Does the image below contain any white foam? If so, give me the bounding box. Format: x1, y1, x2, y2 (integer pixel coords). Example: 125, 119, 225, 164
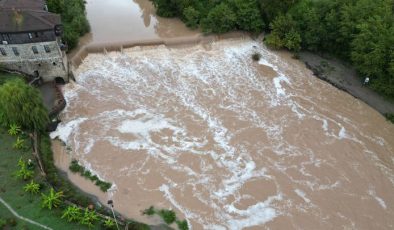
225, 194, 282, 230
338, 127, 347, 139
368, 189, 387, 209
50, 117, 87, 142
295, 189, 311, 203
273, 74, 290, 96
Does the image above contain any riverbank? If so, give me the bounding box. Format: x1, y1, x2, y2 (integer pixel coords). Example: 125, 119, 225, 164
299, 52, 394, 117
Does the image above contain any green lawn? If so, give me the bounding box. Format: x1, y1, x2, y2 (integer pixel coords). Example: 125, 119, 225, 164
0, 129, 92, 229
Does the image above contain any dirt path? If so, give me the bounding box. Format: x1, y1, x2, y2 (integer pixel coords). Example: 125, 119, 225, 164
0, 196, 53, 230
299, 52, 394, 116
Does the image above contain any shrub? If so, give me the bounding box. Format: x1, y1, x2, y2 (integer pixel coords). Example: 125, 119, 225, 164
80, 208, 98, 228
8, 123, 21, 136
0, 218, 6, 228
69, 159, 83, 173
15, 158, 34, 181
176, 220, 189, 230
385, 113, 394, 123
252, 52, 261, 61
61, 205, 82, 222
41, 188, 64, 210
142, 206, 155, 216
23, 180, 40, 194
158, 209, 176, 224
13, 137, 25, 150
103, 218, 116, 230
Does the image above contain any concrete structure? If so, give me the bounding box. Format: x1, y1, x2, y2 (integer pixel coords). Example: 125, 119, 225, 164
0, 0, 68, 83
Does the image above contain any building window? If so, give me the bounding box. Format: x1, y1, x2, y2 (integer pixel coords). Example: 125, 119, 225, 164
32, 46, 38, 54
12, 47, 19, 56
0, 47, 6, 56
44, 45, 51, 53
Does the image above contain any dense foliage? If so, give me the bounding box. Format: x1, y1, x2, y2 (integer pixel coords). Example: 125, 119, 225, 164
151, 0, 394, 98
0, 79, 49, 132
152, 0, 264, 34
47, 0, 90, 50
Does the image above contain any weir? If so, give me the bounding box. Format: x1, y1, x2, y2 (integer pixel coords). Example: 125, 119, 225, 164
68, 32, 249, 68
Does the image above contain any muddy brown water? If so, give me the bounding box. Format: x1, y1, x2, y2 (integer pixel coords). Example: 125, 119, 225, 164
54, 0, 394, 229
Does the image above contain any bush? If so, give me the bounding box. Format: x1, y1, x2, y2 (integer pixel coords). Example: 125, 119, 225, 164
69, 160, 112, 192
176, 220, 189, 230
142, 206, 155, 216
158, 209, 176, 224
252, 52, 261, 61
23, 180, 41, 194
385, 113, 394, 123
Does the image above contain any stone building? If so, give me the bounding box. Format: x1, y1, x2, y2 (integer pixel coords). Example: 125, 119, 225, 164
0, 0, 68, 83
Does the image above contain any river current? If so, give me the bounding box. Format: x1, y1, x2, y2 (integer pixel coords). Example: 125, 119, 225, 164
51, 0, 394, 229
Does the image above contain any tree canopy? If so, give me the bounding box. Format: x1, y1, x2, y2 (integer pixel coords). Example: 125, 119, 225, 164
0, 79, 49, 132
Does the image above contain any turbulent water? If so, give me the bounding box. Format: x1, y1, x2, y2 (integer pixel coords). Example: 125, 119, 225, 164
52, 38, 394, 229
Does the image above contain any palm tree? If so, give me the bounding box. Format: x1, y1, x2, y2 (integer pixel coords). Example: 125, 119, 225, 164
80, 208, 99, 229
8, 123, 21, 136
16, 158, 33, 181
23, 180, 40, 194
41, 188, 64, 210
61, 205, 82, 222
13, 137, 25, 149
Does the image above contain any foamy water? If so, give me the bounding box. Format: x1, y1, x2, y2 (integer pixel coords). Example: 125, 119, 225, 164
52, 38, 394, 229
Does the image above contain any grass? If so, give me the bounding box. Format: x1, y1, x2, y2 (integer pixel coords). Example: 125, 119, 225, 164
0, 128, 90, 230
0, 71, 25, 85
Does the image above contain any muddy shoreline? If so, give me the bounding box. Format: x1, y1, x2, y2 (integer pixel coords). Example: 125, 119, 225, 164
299, 52, 394, 116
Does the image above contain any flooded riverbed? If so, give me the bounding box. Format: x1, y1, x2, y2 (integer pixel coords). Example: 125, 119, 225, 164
80, 0, 198, 45
56, 0, 394, 228
52, 37, 394, 229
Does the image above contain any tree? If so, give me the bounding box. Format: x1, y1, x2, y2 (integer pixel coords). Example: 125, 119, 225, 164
0, 79, 48, 132
183, 6, 200, 29
231, 0, 264, 33
265, 14, 301, 51
41, 188, 64, 210
201, 3, 237, 33
23, 180, 40, 194
284, 29, 301, 52
62, 205, 82, 222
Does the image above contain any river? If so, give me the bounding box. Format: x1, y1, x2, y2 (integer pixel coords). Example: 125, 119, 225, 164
52, 0, 394, 229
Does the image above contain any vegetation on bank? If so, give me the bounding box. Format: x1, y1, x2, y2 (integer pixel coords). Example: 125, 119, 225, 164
0, 74, 150, 229
143, 206, 189, 230
46, 0, 90, 50
69, 159, 112, 192
151, 0, 394, 99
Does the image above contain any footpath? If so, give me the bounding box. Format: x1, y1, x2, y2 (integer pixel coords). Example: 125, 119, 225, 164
0, 196, 53, 230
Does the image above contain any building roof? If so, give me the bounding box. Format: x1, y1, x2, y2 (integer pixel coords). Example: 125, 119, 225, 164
0, 9, 61, 32
0, 0, 45, 11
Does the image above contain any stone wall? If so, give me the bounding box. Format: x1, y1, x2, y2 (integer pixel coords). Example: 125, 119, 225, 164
0, 40, 68, 82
